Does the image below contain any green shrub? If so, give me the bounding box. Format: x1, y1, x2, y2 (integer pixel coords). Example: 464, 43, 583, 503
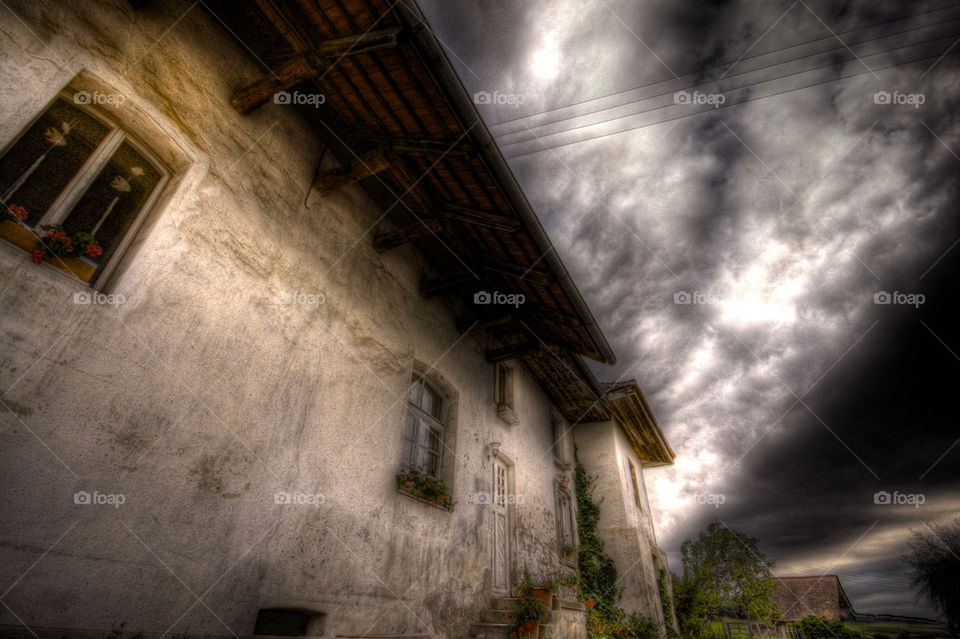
793, 616, 865, 639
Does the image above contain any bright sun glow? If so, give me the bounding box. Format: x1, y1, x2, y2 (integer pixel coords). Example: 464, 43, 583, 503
530, 47, 561, 80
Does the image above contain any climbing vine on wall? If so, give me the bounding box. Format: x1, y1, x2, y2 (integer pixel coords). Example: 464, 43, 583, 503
574, 452, 658, 639
659, 568, 680, 639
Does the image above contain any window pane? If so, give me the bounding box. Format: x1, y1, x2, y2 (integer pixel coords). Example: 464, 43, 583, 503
61, 141, 162, 264
427, 427, 442, 454
408, 380, 422, 405
424, 452, 440, 477
0, 98, 111, 225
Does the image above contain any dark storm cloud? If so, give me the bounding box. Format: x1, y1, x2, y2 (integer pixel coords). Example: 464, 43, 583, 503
417, 0, 960, 617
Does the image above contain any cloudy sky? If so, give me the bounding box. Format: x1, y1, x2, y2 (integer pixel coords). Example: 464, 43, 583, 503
419, 0, 960, 618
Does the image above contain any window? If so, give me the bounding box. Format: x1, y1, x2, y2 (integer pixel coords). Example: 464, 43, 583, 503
556, 489, 576, 561
628, 459, 642, 510
402, 375, 446, 476
0, 93, 167, 284
495, 362, 518, 425
552, 412, 572, 467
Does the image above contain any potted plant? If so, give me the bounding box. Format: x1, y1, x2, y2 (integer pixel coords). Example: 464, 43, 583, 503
531, 577, 556, 609
512, 569, 549, 639
396, 463, 455, 511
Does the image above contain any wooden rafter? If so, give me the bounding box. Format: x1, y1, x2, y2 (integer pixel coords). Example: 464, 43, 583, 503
314, 147, 391, 195
421, 270, 480, 298
486, 341, 540, 362
372, 218, 443, 253
231, 27, 401, 114
486, 261, 551, 286
441, 204, 518, 231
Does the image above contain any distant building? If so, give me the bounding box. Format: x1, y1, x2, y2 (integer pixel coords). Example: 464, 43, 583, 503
774, 575, 855, 621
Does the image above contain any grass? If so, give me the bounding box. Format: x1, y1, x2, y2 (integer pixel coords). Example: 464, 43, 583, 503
845, 620, 951, 638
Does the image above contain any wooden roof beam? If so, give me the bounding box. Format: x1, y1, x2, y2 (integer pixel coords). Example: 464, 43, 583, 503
231, 27, 401, 114
314, 147, 391, 195
442, 204, 519, 231
486, 261, 551, 287
352, 134, 474, 158
372, 218, 443, 253
486, 341, 540, 362
420, 270, 480, 298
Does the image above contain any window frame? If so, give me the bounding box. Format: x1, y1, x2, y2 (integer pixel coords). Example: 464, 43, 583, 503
551, 411, 572, 468
555, 483, 578, 566
0, 90, 170, 287
495, 361, 519, 426
628, 458, 643, 511
401, 374, 447, 477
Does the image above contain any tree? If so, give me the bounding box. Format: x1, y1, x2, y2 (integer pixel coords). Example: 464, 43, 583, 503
675, 521, 780, 635
905, 518, 960, 638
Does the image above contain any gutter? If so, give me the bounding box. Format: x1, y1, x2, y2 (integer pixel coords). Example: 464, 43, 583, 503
397, 0, 617, 366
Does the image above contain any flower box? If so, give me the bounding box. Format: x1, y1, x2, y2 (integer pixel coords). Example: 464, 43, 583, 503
0, 219, 97, 282
396, 465, 455, 512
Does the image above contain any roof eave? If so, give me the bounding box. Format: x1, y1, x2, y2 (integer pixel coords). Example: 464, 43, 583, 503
396, 0, 616, 365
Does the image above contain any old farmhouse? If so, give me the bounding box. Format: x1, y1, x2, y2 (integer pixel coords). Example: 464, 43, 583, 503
0, 1, 676, 638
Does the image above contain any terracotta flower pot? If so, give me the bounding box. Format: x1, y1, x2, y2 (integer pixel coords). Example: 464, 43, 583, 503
517, 620, 540, 639
531, 587, 554, 609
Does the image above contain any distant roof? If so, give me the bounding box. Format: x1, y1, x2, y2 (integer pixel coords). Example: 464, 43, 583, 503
774, 575, 854, 619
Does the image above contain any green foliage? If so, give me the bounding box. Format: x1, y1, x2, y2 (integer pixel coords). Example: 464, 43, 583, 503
574, 453, 659, 639
586, 606, 660, 639
574, 456, 620, 606
673, 569, 719, 639
792, 615, 865, 639
396, 464, 455, 511
512, 568, 550, 628
658, 568, 680, 639
678, 522, 780, 625
905, 517, 960, 637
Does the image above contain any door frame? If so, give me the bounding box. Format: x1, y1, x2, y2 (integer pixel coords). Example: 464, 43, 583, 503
491, 450, 516, 595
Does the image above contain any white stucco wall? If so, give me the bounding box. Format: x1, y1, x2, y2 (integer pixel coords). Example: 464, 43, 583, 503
0, 2, 577, 637
574, 420, 669, 633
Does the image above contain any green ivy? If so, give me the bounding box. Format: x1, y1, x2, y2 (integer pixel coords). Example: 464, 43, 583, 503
658, 568, 679, 639
574, 452, 658, 639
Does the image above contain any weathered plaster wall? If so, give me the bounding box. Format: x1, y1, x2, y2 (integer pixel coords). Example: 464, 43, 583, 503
573, 421, 667, 633
0, 2, 573, 637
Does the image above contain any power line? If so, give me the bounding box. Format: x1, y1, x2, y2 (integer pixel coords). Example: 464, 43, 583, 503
499, 27, 960, 149
488, 2, 960, 131
505, 46, 960, 160
500, 18, 960, 147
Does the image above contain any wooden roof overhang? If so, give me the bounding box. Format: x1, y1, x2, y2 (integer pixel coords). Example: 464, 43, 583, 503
206, 0, 616, 374
602, 380, 676, 466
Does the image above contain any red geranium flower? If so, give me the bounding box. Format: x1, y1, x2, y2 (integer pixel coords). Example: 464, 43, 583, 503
6, 204, 28, 221
31, 249, 45, 264
86, 243, 103, 258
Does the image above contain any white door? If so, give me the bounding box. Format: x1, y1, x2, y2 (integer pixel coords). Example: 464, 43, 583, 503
492, 458, 512, 593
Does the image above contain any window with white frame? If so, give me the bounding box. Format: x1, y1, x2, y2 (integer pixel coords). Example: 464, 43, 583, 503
495, 362, 518, 425
0, 93, 167, 284
402, 375, 446, 476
